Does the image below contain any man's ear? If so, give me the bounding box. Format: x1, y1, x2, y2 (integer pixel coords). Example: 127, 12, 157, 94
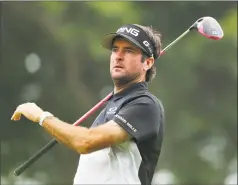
143, 57, 155, 71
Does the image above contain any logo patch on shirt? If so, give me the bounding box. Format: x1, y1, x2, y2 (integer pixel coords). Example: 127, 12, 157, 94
115, 114, 137, 133
106, 107, 117, 115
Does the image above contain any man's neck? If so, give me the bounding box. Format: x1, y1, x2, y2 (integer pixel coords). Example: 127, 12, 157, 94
113, 77, 145, 94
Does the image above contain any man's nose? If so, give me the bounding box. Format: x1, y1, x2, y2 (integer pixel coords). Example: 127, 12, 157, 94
115, 50, 124, 61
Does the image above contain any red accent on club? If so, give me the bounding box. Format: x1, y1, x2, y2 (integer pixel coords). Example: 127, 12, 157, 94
160, 50, 165, 56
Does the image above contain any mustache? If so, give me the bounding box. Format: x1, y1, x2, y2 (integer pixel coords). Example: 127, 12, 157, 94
111, 60, 124, 67
110, 64, 124, 69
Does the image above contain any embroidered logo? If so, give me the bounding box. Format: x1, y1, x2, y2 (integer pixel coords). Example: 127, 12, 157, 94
106, 107, 117, 115
117, 27, 140, 37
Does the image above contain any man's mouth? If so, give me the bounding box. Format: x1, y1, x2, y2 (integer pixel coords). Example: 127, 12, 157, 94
114, 65, 123, 69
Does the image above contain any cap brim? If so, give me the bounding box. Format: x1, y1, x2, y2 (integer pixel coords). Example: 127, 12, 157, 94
101, 33, 148, 54
101, 33, 118, 50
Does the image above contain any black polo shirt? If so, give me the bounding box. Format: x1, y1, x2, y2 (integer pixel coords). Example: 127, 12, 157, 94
74, 82, 165, 185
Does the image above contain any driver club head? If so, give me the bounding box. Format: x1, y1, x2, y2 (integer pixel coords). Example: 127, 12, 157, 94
190, 16, 224, 40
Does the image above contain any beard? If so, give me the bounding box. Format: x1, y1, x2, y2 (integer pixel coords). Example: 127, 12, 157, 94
111, 71, 141, 87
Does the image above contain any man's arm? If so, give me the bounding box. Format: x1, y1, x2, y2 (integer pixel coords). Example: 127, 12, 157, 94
42, 117, 131, 154
11, 102, 131, 154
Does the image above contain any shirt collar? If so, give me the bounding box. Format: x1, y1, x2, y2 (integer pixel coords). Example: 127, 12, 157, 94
112, 82, 148, 101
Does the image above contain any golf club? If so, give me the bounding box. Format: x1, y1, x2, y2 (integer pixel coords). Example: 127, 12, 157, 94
13, 16, 224, 176
160, 16, 223, 55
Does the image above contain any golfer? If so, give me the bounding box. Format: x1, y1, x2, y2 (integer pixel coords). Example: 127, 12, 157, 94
11, 24, 165, 185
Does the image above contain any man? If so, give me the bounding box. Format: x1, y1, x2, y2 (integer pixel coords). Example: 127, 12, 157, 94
11, 24, 165, 185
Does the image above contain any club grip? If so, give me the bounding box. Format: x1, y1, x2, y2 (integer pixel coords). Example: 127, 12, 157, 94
14, 139, 58, 176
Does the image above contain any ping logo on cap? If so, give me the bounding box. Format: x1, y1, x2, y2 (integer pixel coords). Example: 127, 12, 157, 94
113, 24, 156, 58
143, 40, 153, 58
117, 27, 140, 37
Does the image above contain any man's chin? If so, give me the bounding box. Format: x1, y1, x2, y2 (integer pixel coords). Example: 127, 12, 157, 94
111, 75, 131, 86
111, 72, 125, 80
111, 74, 124, 80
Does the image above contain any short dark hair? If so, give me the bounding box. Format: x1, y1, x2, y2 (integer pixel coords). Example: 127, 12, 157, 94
134, 24, 162, 82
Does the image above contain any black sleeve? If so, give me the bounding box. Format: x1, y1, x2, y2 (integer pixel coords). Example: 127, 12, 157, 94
112, 96, 162, 143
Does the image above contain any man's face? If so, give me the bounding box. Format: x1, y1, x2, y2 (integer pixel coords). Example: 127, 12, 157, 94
110, 38, 145, 85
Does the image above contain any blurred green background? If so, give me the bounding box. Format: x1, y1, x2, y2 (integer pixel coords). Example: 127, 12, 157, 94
1, 1, 237, 185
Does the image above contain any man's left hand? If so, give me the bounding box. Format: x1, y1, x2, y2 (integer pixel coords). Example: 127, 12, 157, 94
11, 103, 44, 123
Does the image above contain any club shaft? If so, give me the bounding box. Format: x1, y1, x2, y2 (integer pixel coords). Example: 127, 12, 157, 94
160, 29, 190, 55
13, 27, 192, 176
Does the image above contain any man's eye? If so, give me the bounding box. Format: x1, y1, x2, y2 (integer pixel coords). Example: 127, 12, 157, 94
126, 49, 133, 53
112, 48, 117, 52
